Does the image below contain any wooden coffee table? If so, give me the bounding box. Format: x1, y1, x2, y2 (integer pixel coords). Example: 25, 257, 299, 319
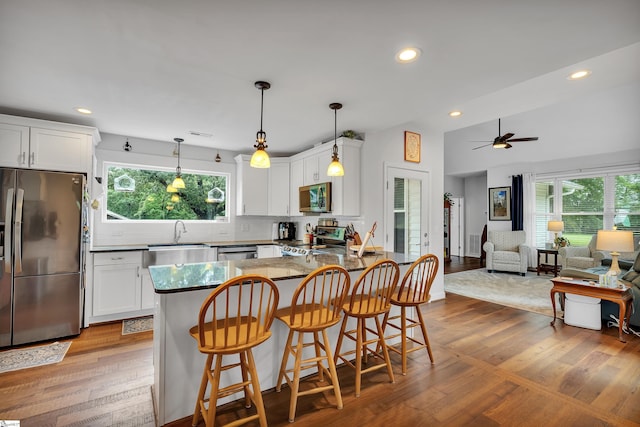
550, 277, 633, 342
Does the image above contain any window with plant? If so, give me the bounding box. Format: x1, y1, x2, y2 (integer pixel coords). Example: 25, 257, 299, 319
105, 163, 228, 222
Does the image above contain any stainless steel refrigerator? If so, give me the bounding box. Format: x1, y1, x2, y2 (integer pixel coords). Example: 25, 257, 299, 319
1, 168, 85, 347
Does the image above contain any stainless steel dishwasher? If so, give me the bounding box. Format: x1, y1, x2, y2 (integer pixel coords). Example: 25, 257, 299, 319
217, 245, 258, 261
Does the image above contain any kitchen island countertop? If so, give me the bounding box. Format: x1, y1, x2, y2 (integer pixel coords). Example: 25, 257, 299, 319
149, 249, 416, 293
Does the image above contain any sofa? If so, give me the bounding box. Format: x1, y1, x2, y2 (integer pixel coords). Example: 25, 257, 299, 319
483, 230, 529, 276
559, 251, 640, 328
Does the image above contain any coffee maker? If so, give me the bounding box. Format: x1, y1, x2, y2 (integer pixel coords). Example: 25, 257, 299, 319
278, 222, 296, 240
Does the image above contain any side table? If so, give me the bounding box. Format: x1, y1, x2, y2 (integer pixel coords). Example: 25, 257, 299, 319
537, 248, 559, 277
549, 277, 633, 342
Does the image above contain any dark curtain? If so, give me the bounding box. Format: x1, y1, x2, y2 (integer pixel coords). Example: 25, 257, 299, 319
512, 174, 524, 231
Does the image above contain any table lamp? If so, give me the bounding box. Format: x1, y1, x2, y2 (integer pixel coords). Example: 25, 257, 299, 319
547, 221, 564, 248
596, 229, 634, 276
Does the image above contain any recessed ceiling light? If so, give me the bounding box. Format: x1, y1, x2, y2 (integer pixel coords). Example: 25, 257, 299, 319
75, 107, 92, 115
449, 110, 462, 117
567, 70, 592, 80
395, 47, 421, 63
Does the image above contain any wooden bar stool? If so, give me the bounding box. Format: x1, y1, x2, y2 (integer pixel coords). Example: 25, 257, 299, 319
275, 265, 351, 422
334, 259, 400, 397
189, 275, 279, 427
382, 254, 439, 375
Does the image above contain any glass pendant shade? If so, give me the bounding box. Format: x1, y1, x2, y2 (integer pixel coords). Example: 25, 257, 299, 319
327, 158, 344, 176
172, 175, 185, 189
250, 146, 270, 168
171, 194, 180, 202
166, 183, 178, 193
327, 102, 344, 177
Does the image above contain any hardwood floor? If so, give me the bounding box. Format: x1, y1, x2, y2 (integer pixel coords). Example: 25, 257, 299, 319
1, 257, 638, 426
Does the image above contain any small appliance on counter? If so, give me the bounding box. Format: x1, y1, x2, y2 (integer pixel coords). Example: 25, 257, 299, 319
315, 226, 346, 246
278, 222, 296, 240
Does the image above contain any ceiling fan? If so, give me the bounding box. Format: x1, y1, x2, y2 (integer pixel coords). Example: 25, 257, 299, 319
472, 118, 539, 150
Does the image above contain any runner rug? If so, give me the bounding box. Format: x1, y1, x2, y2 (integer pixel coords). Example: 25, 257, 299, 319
0, 341, 71, 374
444, 269, 558, 317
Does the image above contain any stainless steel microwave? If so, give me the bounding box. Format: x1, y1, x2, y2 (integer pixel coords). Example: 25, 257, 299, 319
299, 182, 331, 213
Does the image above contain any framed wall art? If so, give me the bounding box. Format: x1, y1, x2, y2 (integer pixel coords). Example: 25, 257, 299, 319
404, 131, 421, 163
489, 186, 511, 221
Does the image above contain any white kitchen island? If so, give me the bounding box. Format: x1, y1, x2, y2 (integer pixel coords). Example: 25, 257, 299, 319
149, 249, 418, 426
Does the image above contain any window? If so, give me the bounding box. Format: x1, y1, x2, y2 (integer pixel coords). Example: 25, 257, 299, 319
534, 171, 639, 248
105, 163, 228, 222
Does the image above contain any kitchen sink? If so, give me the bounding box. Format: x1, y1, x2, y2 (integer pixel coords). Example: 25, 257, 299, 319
143, 243, 216, 267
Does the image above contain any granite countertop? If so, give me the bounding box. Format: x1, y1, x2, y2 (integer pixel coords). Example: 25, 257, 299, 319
148, 249, 417, 294
90, 239, 303, 252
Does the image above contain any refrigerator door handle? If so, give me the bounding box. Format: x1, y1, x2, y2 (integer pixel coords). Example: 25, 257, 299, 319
14, 188, 24, 274
4, 188, 14, 273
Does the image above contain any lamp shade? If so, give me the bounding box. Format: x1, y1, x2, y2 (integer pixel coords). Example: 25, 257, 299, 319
250, 148, 270, 168
172, 176, 186, 189
547, 221, 564, 232
327, 159, 345, 176
596, 230, 634, 252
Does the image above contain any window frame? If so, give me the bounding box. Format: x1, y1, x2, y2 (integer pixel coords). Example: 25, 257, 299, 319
102, 161, 231, 223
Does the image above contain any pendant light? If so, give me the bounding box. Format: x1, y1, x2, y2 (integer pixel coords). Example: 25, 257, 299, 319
327, 102, 345, 177
172, 137, 186, 189
250, 81, 271, 168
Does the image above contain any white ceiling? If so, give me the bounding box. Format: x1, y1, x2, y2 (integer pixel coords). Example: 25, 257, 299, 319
1, 1, 639, 166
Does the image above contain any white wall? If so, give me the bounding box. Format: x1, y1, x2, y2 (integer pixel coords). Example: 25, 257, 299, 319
361, 122, 445, 301
464, 174, 487, 256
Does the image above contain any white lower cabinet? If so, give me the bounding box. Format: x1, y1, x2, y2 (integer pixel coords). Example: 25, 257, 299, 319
91, 251, 153, 322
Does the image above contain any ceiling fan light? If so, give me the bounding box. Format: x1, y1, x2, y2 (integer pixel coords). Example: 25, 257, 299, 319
250, 146, 270, 168
493, 141, 508, 149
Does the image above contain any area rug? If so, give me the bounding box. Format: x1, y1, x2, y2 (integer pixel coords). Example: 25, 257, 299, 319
0, 341, 71, 374
444, 269, 558, 317
122, 316, 154, 335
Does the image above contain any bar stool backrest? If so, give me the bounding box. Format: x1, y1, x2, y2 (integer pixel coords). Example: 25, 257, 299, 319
345, 259, 400, 316
394, 254, 439, 305
288, 265, 351, 331
196, 275, 279, 353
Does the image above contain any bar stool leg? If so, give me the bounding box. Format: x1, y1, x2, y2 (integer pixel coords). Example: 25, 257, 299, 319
400, 307, 408, 375
276, 329, 295, 392
245, 349, 268, 427
322, 329, 343, 410
416, 308, 434, 364
192, 353, 213, 427
355, 318, 364, 397
375, 316, 395, 384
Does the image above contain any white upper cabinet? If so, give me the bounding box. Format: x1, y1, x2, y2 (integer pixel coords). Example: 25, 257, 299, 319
289, 159, 304, 217
0, 114, 97, 173
0, 123, 29, 168
30, 128, 91, 173
268, 159, 290, 216
235, 155, 269, 216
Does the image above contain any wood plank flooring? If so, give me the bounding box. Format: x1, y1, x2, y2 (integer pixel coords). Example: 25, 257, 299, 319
1, 256, 638, 426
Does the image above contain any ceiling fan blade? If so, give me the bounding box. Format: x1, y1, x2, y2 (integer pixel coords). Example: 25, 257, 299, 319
506, 137, 539, 142
472, 143, 493, 150
499, 132, 514, 142
504, 143, 513, 149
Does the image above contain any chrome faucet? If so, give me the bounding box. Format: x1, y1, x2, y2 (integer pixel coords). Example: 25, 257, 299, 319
174, 220, 187, 243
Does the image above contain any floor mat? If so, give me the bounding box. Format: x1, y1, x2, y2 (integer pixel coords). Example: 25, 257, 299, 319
122, 316, 154, 335
0, 341, 71, 374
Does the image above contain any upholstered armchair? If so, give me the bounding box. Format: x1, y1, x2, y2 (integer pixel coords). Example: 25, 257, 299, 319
558, 235, 605, 270
483, 230, 530, 276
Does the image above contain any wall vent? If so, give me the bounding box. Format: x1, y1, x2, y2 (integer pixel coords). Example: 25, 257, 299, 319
469, 234, 481, 256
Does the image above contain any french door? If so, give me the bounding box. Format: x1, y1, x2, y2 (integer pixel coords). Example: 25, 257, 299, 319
384, 166, 430, 257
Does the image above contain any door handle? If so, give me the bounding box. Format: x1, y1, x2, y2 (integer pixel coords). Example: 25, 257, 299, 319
4, 188, 13, 273
14, 188, 24, 273
30, 152, 35, 165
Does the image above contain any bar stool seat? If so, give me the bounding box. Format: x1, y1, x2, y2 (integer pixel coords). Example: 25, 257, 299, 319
382, 254, 439, 375
334, 259, 400, 397
275, 265, 350, 422
189, 275, 279, 427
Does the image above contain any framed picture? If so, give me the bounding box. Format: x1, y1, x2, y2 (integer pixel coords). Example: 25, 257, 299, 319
404, 131, 421, 163
489, 186, 511, 221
